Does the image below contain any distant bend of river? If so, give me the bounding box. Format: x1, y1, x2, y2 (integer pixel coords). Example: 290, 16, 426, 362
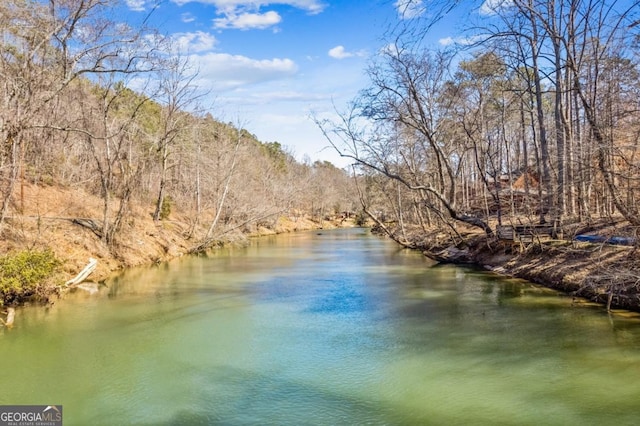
1, 228, 640, 425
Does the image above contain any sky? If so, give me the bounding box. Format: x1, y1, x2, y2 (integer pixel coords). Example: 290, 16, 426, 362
120, 0, 483, 167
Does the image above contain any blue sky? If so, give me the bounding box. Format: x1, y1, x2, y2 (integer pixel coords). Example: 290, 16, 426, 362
122, 0, 481, 167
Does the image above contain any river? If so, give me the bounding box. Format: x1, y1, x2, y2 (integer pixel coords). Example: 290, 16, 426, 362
1, 228, 640, 425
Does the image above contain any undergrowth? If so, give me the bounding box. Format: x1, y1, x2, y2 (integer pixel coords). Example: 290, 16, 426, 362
0, 249, 61, 306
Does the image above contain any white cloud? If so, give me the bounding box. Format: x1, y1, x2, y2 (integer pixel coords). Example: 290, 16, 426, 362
394, 0, 424, 19
181, 13, 196, 23
172, 31, 218, 52
328, 46, 351, 59
438, 35, 484, 46
439, 37, 454, 46
190, 53, 298, 91
171, 0, 326, 15
126, 0, 147, 11
214, 10, 282, 30
171, 1, 325, 31
328, 45, 366, 60
479, 0, 513, 16
235, 90, 331, 104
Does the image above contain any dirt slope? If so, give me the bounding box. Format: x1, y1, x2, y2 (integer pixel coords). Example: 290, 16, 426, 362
1, 182, 329, 287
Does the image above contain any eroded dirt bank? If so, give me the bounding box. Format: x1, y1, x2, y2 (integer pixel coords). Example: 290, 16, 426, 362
438, 232, 640, 313
369, 220, 640, 313
0, 183, 348, 307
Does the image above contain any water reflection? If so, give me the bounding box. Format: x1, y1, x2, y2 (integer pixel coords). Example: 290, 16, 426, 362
1, 228, 640, 425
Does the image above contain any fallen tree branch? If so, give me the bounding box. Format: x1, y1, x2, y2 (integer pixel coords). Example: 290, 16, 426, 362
0, 308, 16, 328
190, 210, 284, 254
66, 258, 98, 286
71, 218, 103, 239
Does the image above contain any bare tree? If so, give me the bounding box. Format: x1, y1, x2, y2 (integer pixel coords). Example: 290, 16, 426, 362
484, 0, 640, 224
150, 54, 203, 221
0, 0, 161, 235
316, 46, 494, 238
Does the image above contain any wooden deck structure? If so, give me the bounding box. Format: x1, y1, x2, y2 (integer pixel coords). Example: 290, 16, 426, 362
497, 224, 562, 243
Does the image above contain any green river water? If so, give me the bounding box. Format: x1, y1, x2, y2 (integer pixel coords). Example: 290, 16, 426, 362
1, 228, 640, 425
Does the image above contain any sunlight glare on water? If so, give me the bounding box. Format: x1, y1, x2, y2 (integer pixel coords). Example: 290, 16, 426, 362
1, 228, 640, 425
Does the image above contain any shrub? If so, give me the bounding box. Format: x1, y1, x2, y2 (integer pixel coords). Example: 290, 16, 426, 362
355, 212, 368, 227
160, 195, 173, 220
0, 249, 61, 305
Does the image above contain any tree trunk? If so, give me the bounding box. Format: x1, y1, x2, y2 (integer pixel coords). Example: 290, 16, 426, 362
153, 148, 169, 221
0, 133, 20, 237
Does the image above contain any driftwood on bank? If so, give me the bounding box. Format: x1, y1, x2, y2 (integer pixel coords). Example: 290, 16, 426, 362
70, 218, 103, 238
65, 258, 98, 286
0, 308, 15, 328
431, 245, 473, 264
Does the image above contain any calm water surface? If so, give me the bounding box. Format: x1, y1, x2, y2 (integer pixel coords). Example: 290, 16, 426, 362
2, 228, 640, 425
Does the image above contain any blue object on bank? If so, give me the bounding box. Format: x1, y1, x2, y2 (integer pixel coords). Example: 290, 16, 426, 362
574, 234, 636, 246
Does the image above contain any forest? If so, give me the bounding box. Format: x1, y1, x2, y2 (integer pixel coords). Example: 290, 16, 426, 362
319, 0, 640, 247
0, 0, 357, 305
2, 0, 640, 311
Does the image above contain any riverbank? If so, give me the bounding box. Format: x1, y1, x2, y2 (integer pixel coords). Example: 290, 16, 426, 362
410, 221, 640, 313
0, 182, 349, 308
3, 182, 638, 314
